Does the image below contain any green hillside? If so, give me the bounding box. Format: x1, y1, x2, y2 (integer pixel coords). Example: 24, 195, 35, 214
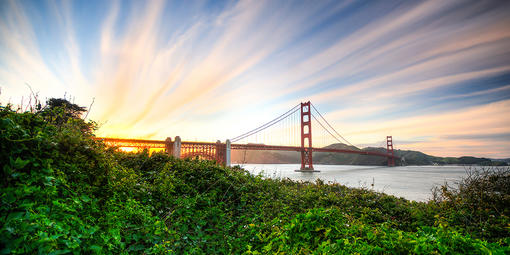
232, 143, 505, 166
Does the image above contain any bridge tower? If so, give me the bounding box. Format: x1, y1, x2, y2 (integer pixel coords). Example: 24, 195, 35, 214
386, 136, 395, 167
300, 101, 314, 171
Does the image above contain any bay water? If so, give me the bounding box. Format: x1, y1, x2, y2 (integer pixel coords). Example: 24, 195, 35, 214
234, 164, 470, 202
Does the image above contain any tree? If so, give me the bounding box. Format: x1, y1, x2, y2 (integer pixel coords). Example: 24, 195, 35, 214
45, 98, 87, 119
41, 98, 95, 133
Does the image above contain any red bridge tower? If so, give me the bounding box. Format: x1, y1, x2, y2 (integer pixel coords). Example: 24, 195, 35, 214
300, 101, 314, 171
387, 136, 395, 167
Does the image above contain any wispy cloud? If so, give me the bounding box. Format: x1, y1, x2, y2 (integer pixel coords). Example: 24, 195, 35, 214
0, 0, 509, 157
340, 99, 510, 157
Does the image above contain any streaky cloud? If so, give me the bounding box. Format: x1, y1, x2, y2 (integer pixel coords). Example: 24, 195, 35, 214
0, 0, 509, 157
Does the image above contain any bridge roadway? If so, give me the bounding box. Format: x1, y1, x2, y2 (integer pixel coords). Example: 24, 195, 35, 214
231, 143, 395, 158
94, 137, 397, 160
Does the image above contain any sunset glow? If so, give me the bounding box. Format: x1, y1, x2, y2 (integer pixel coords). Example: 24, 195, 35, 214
1, 0, 509, 158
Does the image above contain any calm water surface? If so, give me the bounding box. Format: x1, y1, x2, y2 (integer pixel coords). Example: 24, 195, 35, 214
234, 164, 470, 202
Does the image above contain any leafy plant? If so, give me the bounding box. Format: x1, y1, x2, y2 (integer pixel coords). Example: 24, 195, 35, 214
1, 100, 508, 254
432, 166, 510, 241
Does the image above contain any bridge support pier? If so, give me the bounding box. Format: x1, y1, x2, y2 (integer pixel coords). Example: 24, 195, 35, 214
165, 137, 173, 156
214, 140, 227, 165
225, 139, 231, 167
173, 136, 181, 158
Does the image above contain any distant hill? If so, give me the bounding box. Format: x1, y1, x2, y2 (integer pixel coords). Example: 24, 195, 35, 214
231, 149, 299, 164
231, 143, 507, 166
492, 158, 510, 163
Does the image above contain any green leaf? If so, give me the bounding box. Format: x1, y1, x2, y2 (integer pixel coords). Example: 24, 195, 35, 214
7, 211, 25, 221
80, 195, 91, 203
12, 157, 30, 169
43, 176, 55, 186
48, 249, 71, 255
89, 245, 101, 253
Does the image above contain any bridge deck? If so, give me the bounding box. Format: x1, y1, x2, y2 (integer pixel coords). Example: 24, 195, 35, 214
231, 144, 397, 158
94, 138, 398, 159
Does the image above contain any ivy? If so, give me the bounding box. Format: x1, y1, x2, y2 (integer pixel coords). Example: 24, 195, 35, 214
1, 104, 508, 254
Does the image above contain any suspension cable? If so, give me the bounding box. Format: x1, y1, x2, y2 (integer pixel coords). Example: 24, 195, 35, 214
231, 104, 301, 142
310, 103, 356, 147
232, 106, 300, 143
311, 114, 345, 146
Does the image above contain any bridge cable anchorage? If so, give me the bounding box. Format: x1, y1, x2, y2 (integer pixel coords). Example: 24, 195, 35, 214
310, 103, 356, 147
231, 103, 301, 143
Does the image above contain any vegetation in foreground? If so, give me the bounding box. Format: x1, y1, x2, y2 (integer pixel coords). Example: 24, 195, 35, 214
1, 101, 509, 254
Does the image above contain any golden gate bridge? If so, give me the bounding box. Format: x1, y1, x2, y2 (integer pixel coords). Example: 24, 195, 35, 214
95, 101, 398, 170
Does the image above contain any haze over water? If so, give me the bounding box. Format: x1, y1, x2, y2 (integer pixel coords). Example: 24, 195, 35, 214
236, 164, 469, 202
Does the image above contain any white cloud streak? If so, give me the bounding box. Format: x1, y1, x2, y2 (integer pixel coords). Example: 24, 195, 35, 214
1, 0, 509, 157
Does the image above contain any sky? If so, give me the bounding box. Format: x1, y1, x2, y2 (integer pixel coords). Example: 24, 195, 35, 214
1, 0, 510, 158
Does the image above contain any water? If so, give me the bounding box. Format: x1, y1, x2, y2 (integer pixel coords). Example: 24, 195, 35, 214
234, 164, 470, 202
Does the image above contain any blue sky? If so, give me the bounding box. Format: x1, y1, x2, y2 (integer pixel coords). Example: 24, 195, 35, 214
1, 0, 510, 157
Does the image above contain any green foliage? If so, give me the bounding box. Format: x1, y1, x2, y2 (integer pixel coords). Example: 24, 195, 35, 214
45, 98, 87, 118
1, 103, 508, 254
40, 98, 96, 134
246, 208, 505, 254
431, 166, 510, 241
0, 105, 168, 254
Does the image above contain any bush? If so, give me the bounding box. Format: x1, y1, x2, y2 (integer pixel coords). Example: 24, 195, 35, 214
432, 166, 510, 241
0, 104, 171, 254
1, 102, 508, 253
245, 208, 506, 254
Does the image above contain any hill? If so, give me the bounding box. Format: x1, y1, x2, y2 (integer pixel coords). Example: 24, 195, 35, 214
232, 143, 506, 166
